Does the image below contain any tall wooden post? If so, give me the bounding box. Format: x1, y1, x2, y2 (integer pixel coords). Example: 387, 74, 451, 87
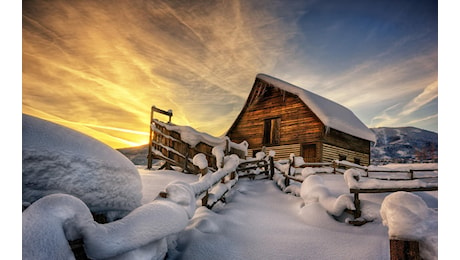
147, 105, 173, 170
147, 106, 155, 169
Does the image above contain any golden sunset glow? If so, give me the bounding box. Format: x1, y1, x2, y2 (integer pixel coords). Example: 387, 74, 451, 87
22, 0, 438, 148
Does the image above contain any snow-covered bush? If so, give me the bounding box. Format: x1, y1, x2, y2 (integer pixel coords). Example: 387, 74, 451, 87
22, 114, 142, 221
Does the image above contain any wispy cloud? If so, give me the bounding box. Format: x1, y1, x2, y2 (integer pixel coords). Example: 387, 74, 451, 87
369, 80, 438, 129
22, 0, 305, 147
22, 0, 437, 147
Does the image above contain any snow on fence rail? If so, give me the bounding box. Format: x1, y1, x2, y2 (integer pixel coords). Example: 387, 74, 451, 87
23, 151, 241, 260
148, 117, 247, 174
344, 168, 438, 221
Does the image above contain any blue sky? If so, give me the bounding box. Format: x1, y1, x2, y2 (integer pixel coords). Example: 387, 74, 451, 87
21, 0, 438, 148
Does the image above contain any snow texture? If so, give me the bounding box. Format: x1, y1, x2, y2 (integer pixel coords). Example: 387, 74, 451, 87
212, 146, 225, 168
22, 114, 142, 220
22, 116, 438, 259
23, 182, 196, 259
380, 191, 438, 259
22, 193, 94, 259
192, 153, 208, 170
256, 74, 376, 142
300, 175, 355, 216
190, 154, 240, 196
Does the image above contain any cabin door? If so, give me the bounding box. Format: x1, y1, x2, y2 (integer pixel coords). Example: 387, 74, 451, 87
302, 144, 317, 163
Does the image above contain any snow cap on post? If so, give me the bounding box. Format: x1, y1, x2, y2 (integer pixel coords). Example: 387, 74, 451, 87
192, 153, 208, 170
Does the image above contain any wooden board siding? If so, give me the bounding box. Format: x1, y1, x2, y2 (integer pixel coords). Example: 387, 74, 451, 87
248, 144, 301, 161
227, 76, 372, 164
323, 128, 370, 154
228, 79, 324, 149
322, 143, 370, 166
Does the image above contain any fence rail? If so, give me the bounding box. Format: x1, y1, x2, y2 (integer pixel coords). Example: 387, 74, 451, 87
147, 106, 246, 173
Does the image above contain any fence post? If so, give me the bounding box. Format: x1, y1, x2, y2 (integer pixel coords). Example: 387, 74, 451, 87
353, 192, 361, 218
389, 239, 420, 260
147, 107, 155, 169
409, 170, 414, 180
333, 160, 337, 174
269, 156, 274, 180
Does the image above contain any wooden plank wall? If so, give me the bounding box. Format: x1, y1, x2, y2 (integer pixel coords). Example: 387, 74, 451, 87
248, 144, 301, 161
152, 120, 246, 173
323, 128, 370, 154
152, 122, 214, 173
322, 143, 370, 166
228, 79, 324, 149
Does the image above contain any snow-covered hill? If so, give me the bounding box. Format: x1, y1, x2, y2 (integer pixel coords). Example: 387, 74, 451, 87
370, 127, 438, 164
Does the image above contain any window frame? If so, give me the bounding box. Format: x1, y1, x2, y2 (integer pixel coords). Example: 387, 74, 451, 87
263, 117, 281, 146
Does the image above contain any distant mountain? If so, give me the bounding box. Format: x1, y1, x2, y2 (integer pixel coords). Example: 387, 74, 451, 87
117, 144, 149, 165
118, 127, 438, 165
370, 127, 438, 163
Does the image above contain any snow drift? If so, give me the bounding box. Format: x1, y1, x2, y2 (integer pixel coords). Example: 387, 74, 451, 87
22, 114, 142, 220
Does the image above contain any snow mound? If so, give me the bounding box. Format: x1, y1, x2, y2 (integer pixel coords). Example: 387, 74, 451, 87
300, 175, 354, 216
380, 191, 429, 239
380, 191, 438, 259
22, 114, 142, 220
22, 193, 94, 259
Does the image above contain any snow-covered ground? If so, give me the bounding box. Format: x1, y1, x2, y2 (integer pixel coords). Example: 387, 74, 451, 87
21, 114, 439, 259
138, 167, 437, 259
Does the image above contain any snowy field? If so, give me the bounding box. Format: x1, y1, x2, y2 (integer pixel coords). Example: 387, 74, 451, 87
138, 167, 437, 260
21, 114, 439, 259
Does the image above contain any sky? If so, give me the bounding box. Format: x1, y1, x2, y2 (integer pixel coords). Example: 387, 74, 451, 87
21, 0, 438, 148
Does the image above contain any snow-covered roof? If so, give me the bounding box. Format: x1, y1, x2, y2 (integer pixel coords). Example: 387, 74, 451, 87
256, 74, 376, 142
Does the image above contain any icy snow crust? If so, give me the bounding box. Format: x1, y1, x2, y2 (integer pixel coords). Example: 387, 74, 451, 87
256, 74, 376, 142
22, 114, 142, 220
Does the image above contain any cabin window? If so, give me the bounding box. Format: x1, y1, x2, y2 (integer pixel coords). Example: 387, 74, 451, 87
339, 154, 347, 161
263, 117, 280, 145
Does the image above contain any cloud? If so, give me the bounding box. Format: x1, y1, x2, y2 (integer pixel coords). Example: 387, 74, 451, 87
22, 0, 437, 147
369, 81, 438, 130
400, 81, 438, 116
22, 0, 307, 147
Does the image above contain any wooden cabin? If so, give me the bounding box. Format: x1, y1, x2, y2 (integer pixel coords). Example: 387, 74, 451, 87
227, 74, 376, 166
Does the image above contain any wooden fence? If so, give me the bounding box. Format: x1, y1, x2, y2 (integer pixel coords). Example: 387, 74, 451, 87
346, 168, 438, 222
147, 105, 246, 174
